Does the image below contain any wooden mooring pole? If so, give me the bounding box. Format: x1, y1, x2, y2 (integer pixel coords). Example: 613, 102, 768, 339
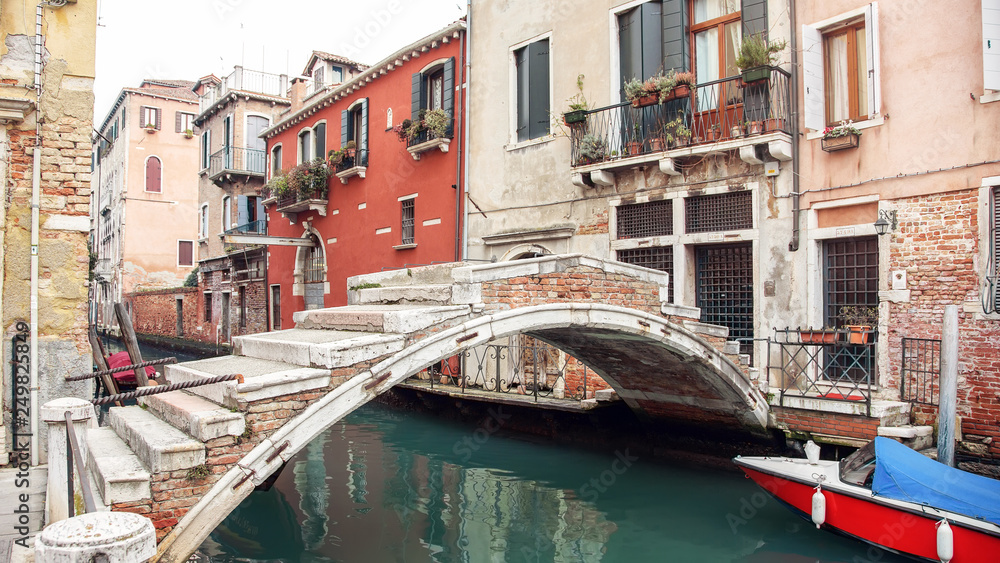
938, 305, 959, 467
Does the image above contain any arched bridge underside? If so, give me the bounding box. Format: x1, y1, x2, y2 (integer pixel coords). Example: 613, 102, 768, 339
156, 298, 768, 562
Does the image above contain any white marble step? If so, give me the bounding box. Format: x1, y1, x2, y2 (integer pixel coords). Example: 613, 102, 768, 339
85, 427, 150, 504
233, 328, 405, 369
292, 304, 472, 334
163, 356, 332, 409
348, 284, 455, 305
107, 406, 205, 473
139, 390, 244, 442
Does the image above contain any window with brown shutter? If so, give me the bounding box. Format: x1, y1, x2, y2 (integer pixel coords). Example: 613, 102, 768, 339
145, 156, 162, 192
178, 240, 193, 267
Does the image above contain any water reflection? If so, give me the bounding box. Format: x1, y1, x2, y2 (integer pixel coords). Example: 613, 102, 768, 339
197, 404, 910, 563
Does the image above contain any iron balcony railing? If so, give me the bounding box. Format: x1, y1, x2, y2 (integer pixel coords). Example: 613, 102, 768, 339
334, 149, 370, 173
768, 327, 877, 416
406, 127, 453, 149
199, 67, 287, 112
209, 147, 267, 179
570, 68, 791, 167
224, 220, 266, 236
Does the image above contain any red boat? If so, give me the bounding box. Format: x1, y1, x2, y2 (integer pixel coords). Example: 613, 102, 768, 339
734, 437, 1000, 562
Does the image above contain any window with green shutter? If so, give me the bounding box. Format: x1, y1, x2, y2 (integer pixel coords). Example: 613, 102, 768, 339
513, 38, 550, 142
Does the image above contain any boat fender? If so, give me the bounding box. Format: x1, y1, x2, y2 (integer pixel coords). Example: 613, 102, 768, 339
936, 519, 953, 563
811, 485, 826, 529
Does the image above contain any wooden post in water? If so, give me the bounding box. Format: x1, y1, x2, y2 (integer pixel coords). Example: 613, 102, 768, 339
938, 305, 959, 467
114, 302, 150, 387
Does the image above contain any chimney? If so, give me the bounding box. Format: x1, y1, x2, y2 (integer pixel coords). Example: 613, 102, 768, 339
288, 77, 309, 114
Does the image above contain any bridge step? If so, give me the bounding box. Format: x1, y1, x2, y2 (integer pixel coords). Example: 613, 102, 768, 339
107, 406, 205, 473
349, 284, 456, 305
85, 427, 151, 505
292, 304, 472, 334
233, 328, 405, 368
139, 390, 245, 442
164, 356, 331, 409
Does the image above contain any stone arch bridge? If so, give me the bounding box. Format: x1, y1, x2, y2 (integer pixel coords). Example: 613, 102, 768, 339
75, 254, 769, 562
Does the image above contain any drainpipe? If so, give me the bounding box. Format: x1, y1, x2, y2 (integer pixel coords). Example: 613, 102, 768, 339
461, 0, 472, 260
29, 2, 45, 466
788, 0, 801, 252
454, 26, 466, 262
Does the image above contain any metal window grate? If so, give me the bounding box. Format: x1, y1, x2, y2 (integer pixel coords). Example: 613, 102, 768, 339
696, 243, 753, 358
616, 200, 673, 239
685, 191, 752, 233
991, 186, 999, 313
824, 236, 879, 383
304, 239, 325, 283
401, 199, 415, 245
617, 246, 673, 303
901, 337, 940, 406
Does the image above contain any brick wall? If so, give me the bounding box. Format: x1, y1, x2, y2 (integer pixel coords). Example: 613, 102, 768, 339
885, 188, 1000, 460
480, 265, 663, 315
127, 287, 201, 340
773, 407, 882, 441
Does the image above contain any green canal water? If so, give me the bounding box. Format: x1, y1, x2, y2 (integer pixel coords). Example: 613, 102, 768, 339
193, 403, 911, 563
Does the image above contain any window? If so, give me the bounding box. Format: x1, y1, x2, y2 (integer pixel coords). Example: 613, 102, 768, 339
298, 129, 312, 164
145, 156, 162, 193
824, 236, 878, 381
140, 106, 160, 129
412, 59, 455, 140
984, 186, 999, 313
304, 239, 325, 284
270, 285, 281, 330
330, 66, 343, 84
178, 240, 194, 267
692, 0, 741, 86
270, 144, 283, 178
236, 195, 264, 232
985, 0, 1000, 91
199, 204, 209, 239
204, 292, 212, 322
513, 39, 550, 142
238, 286, 247, 329
313, 122, 326, 161
401, 198, 415, 245
200, 130, 211, 170
313, 66, 325, 92
618, 2, 663, 99
803, 4, 881, 131
697, 243, 754, 357
685, 191, 753, 233
176, 112, 195, 134
617, 200, 673, 239
341, 100, 369, 164
618, 246, 674, 303
221, 196, 231, 232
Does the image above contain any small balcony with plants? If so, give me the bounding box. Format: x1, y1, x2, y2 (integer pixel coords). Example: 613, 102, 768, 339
208, 146, 267, 185
567, 36, 793, 183
329, 140, 369, 183
262, 159, 331, 222
394, 108, 452, 160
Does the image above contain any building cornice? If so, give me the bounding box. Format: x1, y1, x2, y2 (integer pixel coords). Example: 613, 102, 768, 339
194, 90, 290, 126
0, 96, 34, 122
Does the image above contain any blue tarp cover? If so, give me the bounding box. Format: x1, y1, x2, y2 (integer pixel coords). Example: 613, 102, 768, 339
871, 436, 1000, 525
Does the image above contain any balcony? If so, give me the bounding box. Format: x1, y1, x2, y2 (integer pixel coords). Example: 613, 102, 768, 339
208, 147, 266, 185
93, 258, 114, 280
199, 67, 288, 113
224, 220, 266, 236
406, 129, 451, 161
334, 149, 369, 184
569, 69, 792, 183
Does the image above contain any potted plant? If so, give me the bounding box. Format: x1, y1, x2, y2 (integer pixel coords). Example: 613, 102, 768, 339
821, 120, 862, 152
668, 71, 695, 100
839, 306, 878, 344
577, 133, 607, 165
183, 128, 194, 139
343, 139, 357, 158
627, 122, 643, 155
563, 73, 590, 125
747, 120, 762, 135
624, 77, 659, 107
327, 147, 345, 166
288, 158, 331, 201
145, 123, 156, 133
663, 116, 691, 148
422, 108, 450, 139
392, 119, 412, 142
799, 327, 837, 344
734, 33, 786, 84
264, 170, 290, 200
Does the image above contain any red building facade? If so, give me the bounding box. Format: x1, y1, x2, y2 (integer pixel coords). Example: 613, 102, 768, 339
262, 22, 466, 329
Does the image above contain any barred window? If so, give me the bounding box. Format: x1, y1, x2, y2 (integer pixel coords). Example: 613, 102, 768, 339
616, 200, 673, 239
617, 246, 673, 303
304, 238, 325, 283
401, 199, 415, 245
685, 191, 752, 233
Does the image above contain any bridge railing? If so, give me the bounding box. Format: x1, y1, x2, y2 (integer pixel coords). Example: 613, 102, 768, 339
418, 341, 594, 402
768, 328, 875, 416
64, 410, 100, 517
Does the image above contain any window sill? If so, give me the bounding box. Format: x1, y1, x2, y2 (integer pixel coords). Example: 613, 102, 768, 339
198, 237, 208, 244
980, 91, 1000, 104
505, 134, 556, 152
805, 114, 884, 141
392, 243, 417, 250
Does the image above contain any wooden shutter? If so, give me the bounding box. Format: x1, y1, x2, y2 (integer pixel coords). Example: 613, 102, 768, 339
237, 195, 249, 227
175, 111, 182, 133
360, 98, 369, 152
865, 2, 882, 116
314, 122, 326, 159
155, 107, 162, 130
527, 39, 550, 141
139, 106, 148, 127
255, 197, 265, 226
515, 46, 530, 141
985, 0, 1000, 90
621, 3, 664, 91
178, 241, 193, 267
619, 7, 640, 95
802, 24, 825, 131
741, 0, 768, 39
443, 58, 455, 137
145, 156, 161, 192
661, 0, 689, 73
639, 2, 662, 80
411, 72, 423, 120
341, 109, 349, 147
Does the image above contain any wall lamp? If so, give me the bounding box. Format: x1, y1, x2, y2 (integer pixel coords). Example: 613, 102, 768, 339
874, 210, 897, 236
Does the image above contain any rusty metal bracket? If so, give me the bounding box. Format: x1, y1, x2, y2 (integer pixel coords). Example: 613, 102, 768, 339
265, 441, 290, 464
363, 372, 392, 391
455, 331, 479, 345
232, 468, 257, 490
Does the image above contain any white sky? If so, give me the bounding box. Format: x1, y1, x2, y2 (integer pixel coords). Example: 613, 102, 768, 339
93, 0, 468, 122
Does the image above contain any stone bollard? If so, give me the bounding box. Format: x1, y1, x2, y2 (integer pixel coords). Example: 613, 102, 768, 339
35, 511, 155, 563
41, 398, 97, 525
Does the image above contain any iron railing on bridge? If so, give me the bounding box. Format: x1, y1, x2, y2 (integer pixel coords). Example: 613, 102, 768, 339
417, 341, 593, 402
901, 337, 941, 406
569, 68, 791, 167
768, 328, 876, 416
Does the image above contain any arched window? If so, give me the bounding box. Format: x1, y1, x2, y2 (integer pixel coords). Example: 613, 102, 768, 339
145, 156, 162, 193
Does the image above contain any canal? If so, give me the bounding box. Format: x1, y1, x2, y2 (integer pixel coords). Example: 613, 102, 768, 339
190, 402, 910, 563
